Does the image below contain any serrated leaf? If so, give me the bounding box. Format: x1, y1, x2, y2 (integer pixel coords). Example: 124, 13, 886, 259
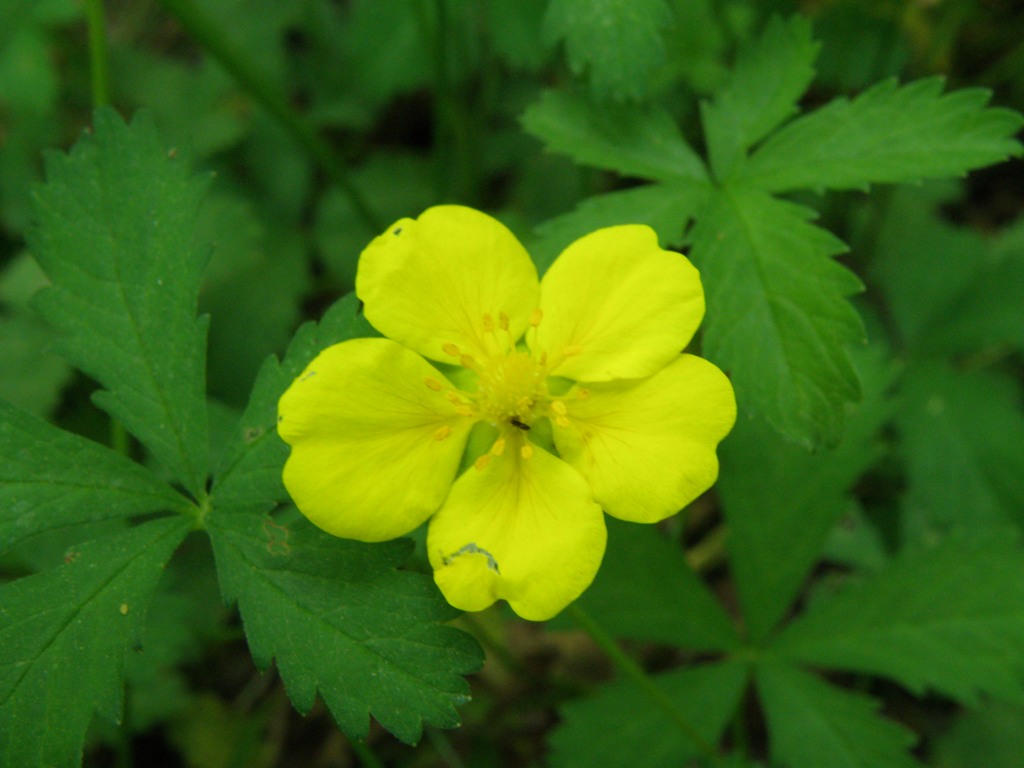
565, 518, 738, 649
756, 662, 920, 768
549, 662, 748, 768
529, 181, 710, 274
717, 341, 895, 641
211, 293, 376, 508
29, 108, 211, 495
0, 399, 187, 551
521, 90, 708, 182
772, 533, 1024, 704
897, 361, 1024, 537
206, 506, 482, 744
688, 185, 864, 446
871, 185, 1024, 355
0, 516, 191, 768
702, 15, 819, 180
543, 0, 672, 101
743, 77, 1023, 192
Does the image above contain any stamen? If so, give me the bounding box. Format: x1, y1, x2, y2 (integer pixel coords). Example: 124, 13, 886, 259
446, 392, 463, 404
459, 354, 476, 369
555, 416, 570, 428
482, 313, 495, 332
577, 388, 590, 399
551, 400, 567, 416
424, 377, 443, 391
455, 405, 475, 417
475, 454, 492, 471
529, 308, 543, 327
442, 342, 461, 357
520, 443, 534, 460
434, 425, 452, 441
491, 438, 506, 456
499, 312, 510, 331
562, 344, 584, 357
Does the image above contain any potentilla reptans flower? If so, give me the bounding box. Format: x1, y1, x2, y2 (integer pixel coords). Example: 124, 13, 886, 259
277, 206, 736, 620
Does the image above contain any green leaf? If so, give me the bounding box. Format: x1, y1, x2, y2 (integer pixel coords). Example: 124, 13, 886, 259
702, 15, 819, 180
870, 185, 1024, 355
743, 78, 1023, 192
205, 507, 482, 744
548, 662, 748, 768
897, 361, 1024, 537
717, 341, 895, 641
688, 185, 864, 446
0, 516, 191, 768
932, 702, 1024, 768
772, 533, 1024, 704
521, 90, 708, 182
570, 518, 739, 650
542, 0, 672, 101
756, 663, 919, 768
529, 182, 710, 274
29, 108, 211, 496
211, 293, 376, 508
0, 399, 187, 551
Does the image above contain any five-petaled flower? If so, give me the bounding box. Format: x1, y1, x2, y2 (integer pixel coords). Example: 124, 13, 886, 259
277, 206, 736, 620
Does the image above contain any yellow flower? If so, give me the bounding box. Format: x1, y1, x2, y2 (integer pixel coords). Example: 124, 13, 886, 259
277, 206, 736, 621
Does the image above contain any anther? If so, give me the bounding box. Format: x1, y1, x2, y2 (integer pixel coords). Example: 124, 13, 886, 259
577, 388, 590, 399
551, 400, 567, 416
424, 377, 443, 391
520, 444, 534, 460
459, 354, 476, 369
482, 313, 495, 332
529, 308, 543, 327
442, 342, 461, 357
499, 312, 510, 331
434, 425, 452, 441
562, 344, 583, 357
555, 416, 570, 428
491, 438, 506, 456
446, 392, 463, 404
455, 405, 475, 417
475, 454, 492, 471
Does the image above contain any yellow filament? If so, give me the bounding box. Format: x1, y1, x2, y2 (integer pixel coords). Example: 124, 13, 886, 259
499, 312, 510, 331
562, 344, 583, 357
455, 405, 475, 417
529, 308, 543, 327
482, 313, 495, 332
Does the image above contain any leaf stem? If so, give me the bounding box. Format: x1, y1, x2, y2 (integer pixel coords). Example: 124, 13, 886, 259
565, 602, 722, 765
348, 738, 384, 768
155, 0, 383, 232
84, 0, 111, 108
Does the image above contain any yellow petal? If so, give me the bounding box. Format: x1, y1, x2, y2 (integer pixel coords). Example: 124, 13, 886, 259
427, 441, 606, 621
532, 225, 705, 381
356, 206, 539, 364
278, 338, 473, 541
553, 355, 736, 523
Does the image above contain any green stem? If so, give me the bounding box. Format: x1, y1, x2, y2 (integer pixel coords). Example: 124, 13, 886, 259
84, 0, 111, 107
155, 0, 383, 232
566, 603, 722, 765
349, 738, 384, 768
427, 727, 466, 768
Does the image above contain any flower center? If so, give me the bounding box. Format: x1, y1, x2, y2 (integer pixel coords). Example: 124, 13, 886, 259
476, 350, 548, 425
